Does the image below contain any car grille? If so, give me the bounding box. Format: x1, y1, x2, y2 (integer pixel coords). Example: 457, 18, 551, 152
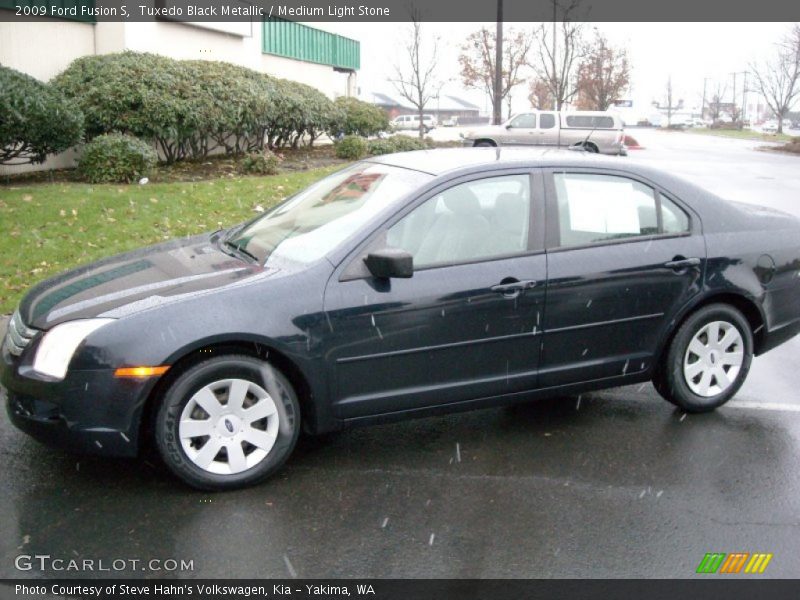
4, 310, 38, 357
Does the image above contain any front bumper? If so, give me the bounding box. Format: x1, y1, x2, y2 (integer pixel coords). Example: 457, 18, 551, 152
1, 344, 152, 457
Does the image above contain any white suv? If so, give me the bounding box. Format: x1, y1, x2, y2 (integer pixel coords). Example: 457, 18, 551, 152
392, 114, 437, 133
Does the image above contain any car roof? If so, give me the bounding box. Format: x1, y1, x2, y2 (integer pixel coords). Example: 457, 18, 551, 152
365, 147, 623, 176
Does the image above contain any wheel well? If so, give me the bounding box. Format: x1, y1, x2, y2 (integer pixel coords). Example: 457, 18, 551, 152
473, 139, 497, 147
137, 341, 315, 454
656, 293, 766, 372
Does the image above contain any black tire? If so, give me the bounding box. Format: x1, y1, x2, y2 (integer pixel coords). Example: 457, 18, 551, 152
653, 304, 753, 413
582, 142, 599, 153
155, 355, 300, 490
474, 141, 495, 147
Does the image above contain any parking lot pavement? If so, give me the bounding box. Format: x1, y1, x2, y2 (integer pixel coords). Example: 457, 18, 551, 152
1, 134, 800, 579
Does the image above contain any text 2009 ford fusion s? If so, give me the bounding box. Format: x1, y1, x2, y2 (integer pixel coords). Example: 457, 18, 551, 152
3, 148, 800, 490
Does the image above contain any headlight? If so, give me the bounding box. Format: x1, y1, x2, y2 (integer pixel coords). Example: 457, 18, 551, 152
33, 319, 114, 380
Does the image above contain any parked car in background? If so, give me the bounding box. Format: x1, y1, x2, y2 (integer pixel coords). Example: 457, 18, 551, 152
392, 114, 437, 133
762, 121, 779, 133
4, 148, 800, 490
461, 111, 626, 155
441, 116, 459, 127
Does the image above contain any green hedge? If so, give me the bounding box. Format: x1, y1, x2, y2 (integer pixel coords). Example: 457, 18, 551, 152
0, 65, 84, 165
52, 52, 350, 163
367, 135, 428, 155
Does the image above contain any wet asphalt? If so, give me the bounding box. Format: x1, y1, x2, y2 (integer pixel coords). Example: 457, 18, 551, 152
2, 130, 800, 580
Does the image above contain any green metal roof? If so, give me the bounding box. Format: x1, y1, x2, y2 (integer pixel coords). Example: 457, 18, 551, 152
262, 19, 360, 71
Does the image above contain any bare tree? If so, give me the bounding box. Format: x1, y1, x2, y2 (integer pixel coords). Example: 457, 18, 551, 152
528, 78, 555, 109
459, 27, 533, 123
750, 25, 800, 134
574, 30, 631, 110
391, 13, 442, 139
528, 0, 586, 110
653, 76, 683, 126
707, 82, 728, 122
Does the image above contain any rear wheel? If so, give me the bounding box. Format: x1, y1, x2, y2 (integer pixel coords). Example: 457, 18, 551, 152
155, 355, 300, 490
474, 140, 495, 147
654, 304, 753, 412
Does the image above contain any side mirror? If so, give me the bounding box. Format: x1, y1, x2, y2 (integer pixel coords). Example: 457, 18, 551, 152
364, 248, 413, 279
505, 123, 512, 129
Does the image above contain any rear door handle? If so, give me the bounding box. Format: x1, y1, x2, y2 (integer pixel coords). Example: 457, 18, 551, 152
491, 279, 537, 296
664, 257, 701, 270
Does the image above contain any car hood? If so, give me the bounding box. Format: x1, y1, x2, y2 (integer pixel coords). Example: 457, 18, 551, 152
18, 233, 266, 330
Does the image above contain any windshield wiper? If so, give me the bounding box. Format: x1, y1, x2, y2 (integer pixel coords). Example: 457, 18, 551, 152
223, 240, 259, 263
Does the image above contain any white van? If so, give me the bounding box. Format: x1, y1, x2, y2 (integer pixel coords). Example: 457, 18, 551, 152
392, 114, 437, 133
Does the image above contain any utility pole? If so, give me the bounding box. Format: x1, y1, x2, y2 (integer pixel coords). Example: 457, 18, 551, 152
493, 0, 503, 125
701, 78, 709, 120
552, 0, 558, 110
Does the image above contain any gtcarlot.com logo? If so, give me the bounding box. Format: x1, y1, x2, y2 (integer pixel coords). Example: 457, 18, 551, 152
696, 552, 773, 574
15, 554, 194, 573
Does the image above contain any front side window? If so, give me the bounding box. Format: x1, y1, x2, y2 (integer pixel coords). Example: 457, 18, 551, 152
509, 114, 536, 129
554, 173, 664, 247
228, 164, 432, 265
387, 174, 531, 269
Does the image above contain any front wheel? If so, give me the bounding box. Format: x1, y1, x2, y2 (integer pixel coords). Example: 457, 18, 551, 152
654, 304, 753, 413
155, 355, 300, 490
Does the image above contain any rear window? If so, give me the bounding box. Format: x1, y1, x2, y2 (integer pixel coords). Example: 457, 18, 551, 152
564, 115, 616, 129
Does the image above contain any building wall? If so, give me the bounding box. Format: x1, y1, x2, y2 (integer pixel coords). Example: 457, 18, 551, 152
1, 20, 357, 175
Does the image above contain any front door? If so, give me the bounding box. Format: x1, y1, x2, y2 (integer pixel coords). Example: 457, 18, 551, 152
324, 171, 546, 419
540, 169, 704, 387
504, 113, 538, 145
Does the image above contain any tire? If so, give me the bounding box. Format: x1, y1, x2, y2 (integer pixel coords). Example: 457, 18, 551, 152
582, 142, 599, 153
474, 141, 495, 147
155, 355, 300, 490
653, 304, 753, 413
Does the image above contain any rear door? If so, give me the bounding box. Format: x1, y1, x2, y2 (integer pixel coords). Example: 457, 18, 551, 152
324, 170, 547, 419
537, 112, 560, 146
540, 169, 705, 387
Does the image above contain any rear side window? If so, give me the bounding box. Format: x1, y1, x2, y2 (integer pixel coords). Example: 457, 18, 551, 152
661, 196, 690, 233
554, 173, 683, 247
539, 113, 556, 129
564, 115, 615, 128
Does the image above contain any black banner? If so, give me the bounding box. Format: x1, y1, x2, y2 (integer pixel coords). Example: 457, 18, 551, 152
2, 0, 800, 23
4, 579, 800, 600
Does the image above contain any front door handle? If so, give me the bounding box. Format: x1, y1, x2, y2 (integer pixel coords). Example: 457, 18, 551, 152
664, 257, 701, 270
491, 279, 537, 297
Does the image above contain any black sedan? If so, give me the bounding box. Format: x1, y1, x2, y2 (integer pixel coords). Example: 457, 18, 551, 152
3, 148, 800, 490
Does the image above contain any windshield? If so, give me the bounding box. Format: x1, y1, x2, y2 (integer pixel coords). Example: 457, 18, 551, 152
227, 163, 432, 265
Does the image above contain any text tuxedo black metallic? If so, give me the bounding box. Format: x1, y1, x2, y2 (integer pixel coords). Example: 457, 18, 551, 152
3, 149, 800, 489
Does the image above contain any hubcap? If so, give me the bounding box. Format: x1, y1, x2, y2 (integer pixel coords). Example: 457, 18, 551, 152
683, 320, 744, 397
178, 378, 280, 475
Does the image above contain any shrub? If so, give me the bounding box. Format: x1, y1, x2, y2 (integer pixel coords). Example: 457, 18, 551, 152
335, 135, 368, 159
78, 133, 157, 183
366, 138, 398, 156
53, 52, 196, 162
0, 65, 84, 165
241, 149, 282, 175
388, 135, 428, 152
366, 135, 427, 156
330, 97, 390, 138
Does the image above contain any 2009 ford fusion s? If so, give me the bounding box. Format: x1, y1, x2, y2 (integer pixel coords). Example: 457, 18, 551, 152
3, 148, 800, 489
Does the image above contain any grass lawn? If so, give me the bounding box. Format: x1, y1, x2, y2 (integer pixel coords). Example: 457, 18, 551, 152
0, 166, 339, 314
685, 128, 795, 143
